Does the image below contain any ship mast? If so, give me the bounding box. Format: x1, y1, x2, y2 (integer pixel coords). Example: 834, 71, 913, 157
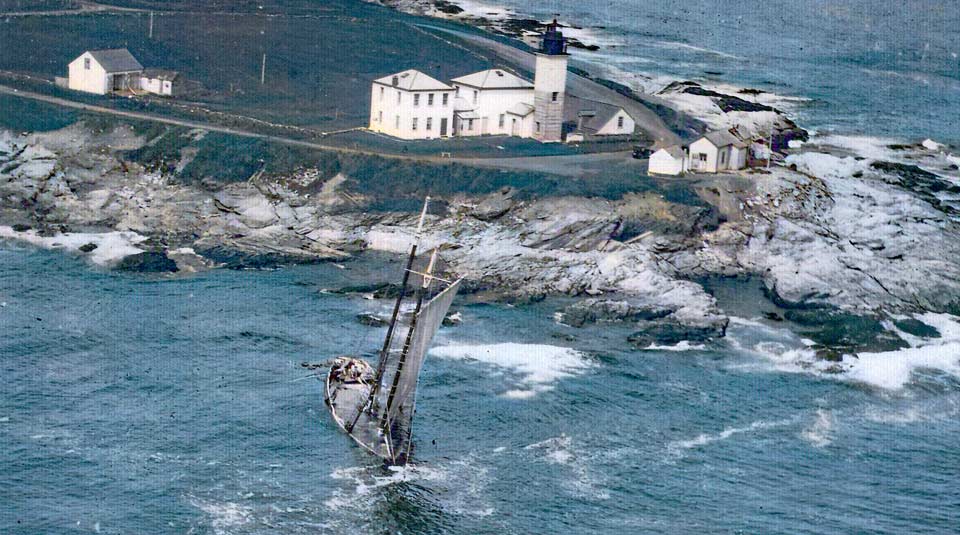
379, 248, 438, 461
347, 197, 430, 433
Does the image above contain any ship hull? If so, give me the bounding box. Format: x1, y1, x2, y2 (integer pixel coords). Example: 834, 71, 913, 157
323, 357, 393, 461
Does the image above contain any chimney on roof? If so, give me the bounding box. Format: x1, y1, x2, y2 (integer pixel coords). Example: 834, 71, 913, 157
392, 75, 399, 86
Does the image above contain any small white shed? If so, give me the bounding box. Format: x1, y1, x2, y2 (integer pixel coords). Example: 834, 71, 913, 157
139, 69, 180, 97
68, 49, 143, 95
649, 145, 686, 176
688, 130, 749, 173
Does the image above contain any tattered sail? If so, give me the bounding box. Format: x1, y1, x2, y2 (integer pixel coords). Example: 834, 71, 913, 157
379, 278, 461, 457
318, 197, 462, 465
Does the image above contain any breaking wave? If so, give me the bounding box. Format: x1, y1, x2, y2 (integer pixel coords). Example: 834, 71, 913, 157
430, 343, 593, 398
726, 313, 960, 391
669, 419, 792, 452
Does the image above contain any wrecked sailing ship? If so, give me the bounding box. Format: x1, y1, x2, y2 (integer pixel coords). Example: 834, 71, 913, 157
316, 198, 462, 465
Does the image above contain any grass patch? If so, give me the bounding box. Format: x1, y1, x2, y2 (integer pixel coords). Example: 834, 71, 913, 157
0, 93, 77, 132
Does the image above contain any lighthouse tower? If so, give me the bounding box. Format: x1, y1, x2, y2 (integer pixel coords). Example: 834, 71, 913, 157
533, 19, 569, 142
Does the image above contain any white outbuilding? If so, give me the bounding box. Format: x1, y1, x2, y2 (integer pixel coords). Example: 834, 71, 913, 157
687, 130, 749, 173
368, 69, 456, 140
648, 145, 687, 176
565, 96, 635, 138
139, 69, 181, 97
450, 69, 535, 137
68, 49, 143, 95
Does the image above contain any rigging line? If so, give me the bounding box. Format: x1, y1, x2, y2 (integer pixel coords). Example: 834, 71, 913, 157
404, 269, 453, 285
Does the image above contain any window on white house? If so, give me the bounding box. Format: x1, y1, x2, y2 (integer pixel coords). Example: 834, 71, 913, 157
698, 153, 707, 162
467, 119, 474, 130
426, 117, 433, 130
536, 122, 541, 132
414, 94, 420, 107
455, 86, 460, 96
84, 58, 91, 69
617, 116, 624, 129
498, 114, 505, 128
380, 87, 384, 100
551, 92, 558, 102
397, 92, 401, 104
395, 115, 400, 129
473, 90, 478, 104
428, 93, 434, 106
412, 118, 418, 130
442, 93, 449, 106
378, 111, 383, 122
720, 151, 726, 164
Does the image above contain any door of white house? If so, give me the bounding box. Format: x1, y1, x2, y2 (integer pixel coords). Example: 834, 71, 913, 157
440, 118, 448, 137
511, 118, 519, 136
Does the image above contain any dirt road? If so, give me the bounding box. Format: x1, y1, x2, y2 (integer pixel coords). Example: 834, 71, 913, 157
0, 84, 647, 177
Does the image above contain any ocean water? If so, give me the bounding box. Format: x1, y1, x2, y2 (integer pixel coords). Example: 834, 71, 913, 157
472, 0, 960, 144
3, 1, 960, 533
3, 245, 960, 534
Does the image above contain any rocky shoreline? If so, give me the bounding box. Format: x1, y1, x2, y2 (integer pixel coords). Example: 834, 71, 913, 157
3, 113, 960, 351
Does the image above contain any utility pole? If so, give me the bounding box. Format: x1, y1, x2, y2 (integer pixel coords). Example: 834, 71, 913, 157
148, 12, 154, 39
260, 53, 266, 85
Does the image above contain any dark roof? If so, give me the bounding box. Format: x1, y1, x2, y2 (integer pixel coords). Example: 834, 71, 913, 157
88, 49, 143, 73
564, 95, 629, 133
701, 130, 749, 148
142, 68, 179, 81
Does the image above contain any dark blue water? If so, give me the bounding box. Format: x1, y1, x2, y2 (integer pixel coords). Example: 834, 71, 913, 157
488, 0, 960, 143
3, 244, 959, 533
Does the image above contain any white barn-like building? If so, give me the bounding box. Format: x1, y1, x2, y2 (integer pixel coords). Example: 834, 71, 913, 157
688, 130, 749, 173
368, 69, 455, 139
68, 49, 143, 95
565, 96, 635, 138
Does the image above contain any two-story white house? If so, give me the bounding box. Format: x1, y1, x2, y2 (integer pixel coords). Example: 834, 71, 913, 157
368, 69, 456, 140
449, 69, 535, 138
67, 49, 143, 95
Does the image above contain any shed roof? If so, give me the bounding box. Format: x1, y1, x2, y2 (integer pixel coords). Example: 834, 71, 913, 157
506, 102, 535, 117
700, 130, 749, 148
374, 69, 452, 91
655, 145, 686, 160
87, 49, 143, 73
451, 69, 533, 90
142, 68, 179, 81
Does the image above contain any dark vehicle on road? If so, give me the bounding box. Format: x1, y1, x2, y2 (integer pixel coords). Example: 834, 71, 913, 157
632, 145, 653, 159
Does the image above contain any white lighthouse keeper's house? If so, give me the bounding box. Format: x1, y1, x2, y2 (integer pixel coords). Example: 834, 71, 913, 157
450, 69, 535, 137
68, 49, 143, 95
368, 69, 456, 140
533, 20, 569, 142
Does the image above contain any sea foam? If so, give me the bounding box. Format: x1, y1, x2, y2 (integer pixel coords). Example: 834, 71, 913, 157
728, 313, 960, 391
429, 343, 592, 398
841, 313, 960, 390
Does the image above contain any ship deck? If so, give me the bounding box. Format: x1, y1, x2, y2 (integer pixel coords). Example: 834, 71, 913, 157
324, 358, 391, 460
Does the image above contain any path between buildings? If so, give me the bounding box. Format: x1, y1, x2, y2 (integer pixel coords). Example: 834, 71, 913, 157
0, 84, 643, 177
415, 25, 684, 147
